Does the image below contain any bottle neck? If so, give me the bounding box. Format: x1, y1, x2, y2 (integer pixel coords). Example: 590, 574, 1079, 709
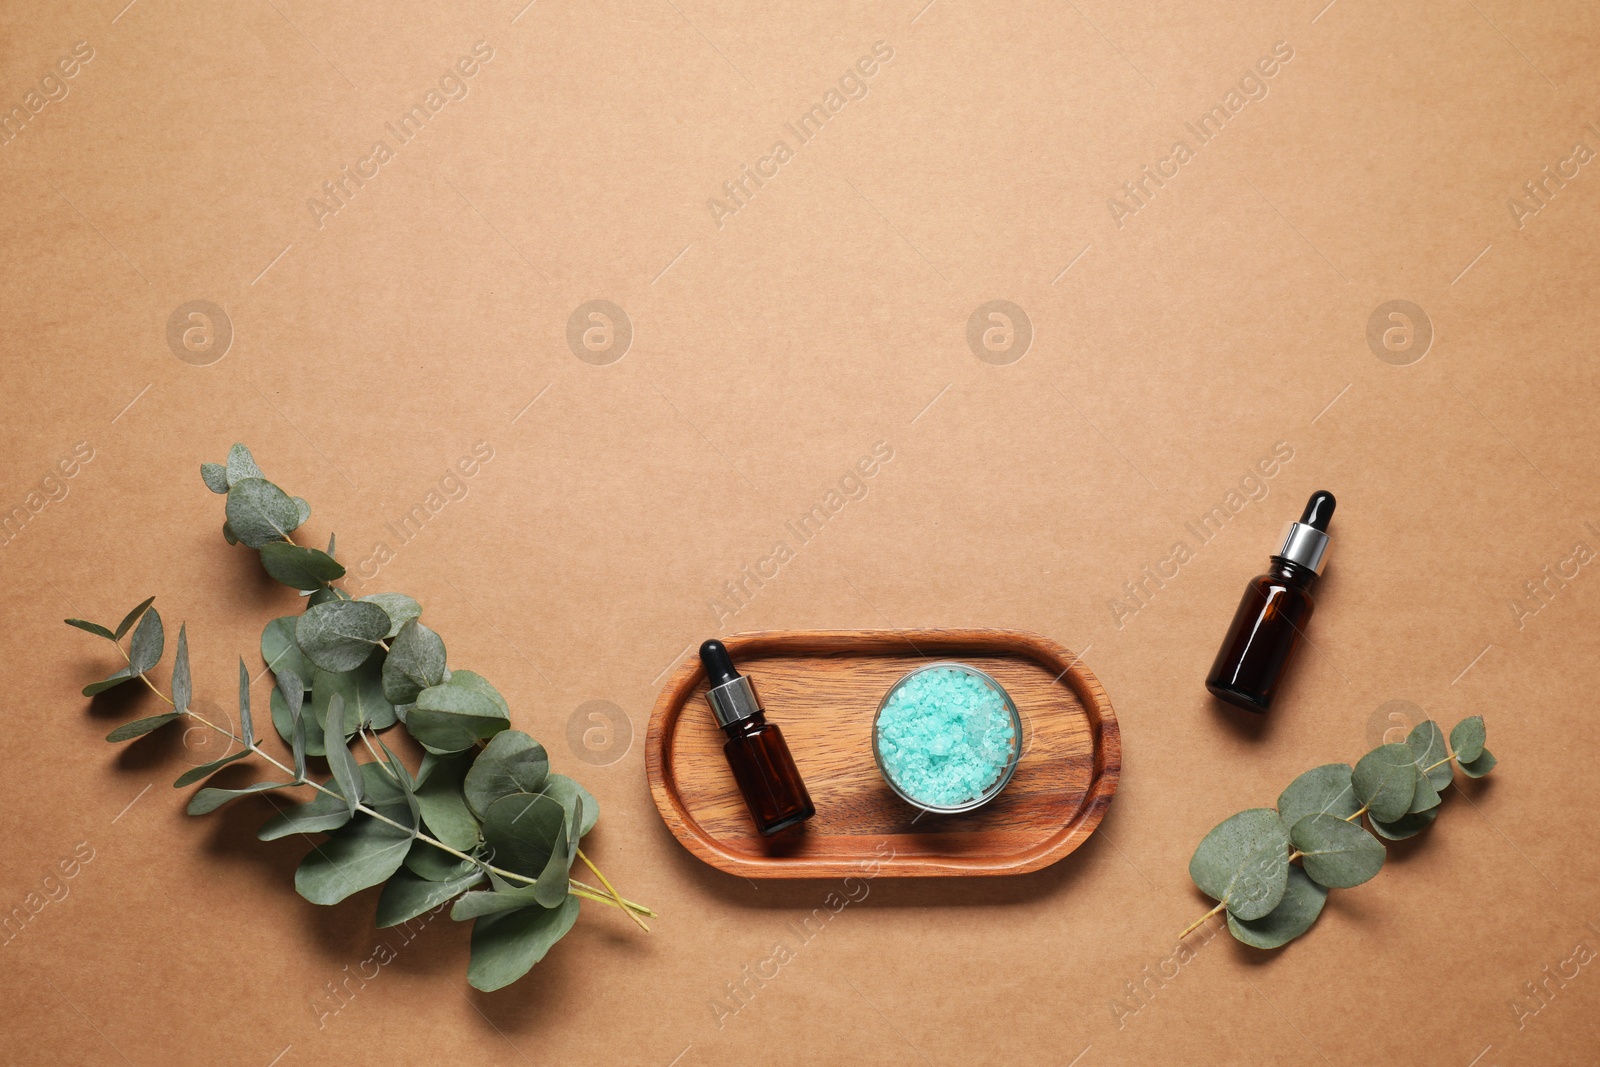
1268, 556, 1319, 590
721, 712, 768, 739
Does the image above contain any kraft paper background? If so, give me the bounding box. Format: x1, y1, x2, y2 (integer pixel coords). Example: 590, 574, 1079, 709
3, 0, 1598, 1063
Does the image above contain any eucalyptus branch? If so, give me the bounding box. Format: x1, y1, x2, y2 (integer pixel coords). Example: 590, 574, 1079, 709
70, 444, 656, 990
1180, 720, 1496, 949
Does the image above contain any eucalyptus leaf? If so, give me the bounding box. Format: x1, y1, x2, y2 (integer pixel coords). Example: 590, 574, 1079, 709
1277, 764, 1358, 827
312, 652, 396, 736
293, 811, 415, 905
188, 781, 290, 815
128, 607, 164, 675
324, 694, 363, 816
273, 685, 327, 758
378, 737, 421, 830
1406, 720, 1453, 791
225, 478, 300, 548
106, 712, 181, 742
276, 669, 307, 779
292, 496, 311, 528
1369, 806, 1441, 841
223, 521, 239, 545
113, 596, 155, 641
1451, 716, 1486, 763
258, 787, 352, 840
1227, 867, 1328, 949
238, 657, 255, 746
382, 620, 447, 704
467, 896, 580, 992
376, 868, 485, 928
542, 774, 600, 838
1459, 748, 1497, 778
452, 884, 544, 920
464, 731, 550, 820
403, 838, 478, 882
261, 616, 314, 684
172, 624, 192, 712
225, 443, 262, 485
361, 594, 421, 638
1290, 813, 1386, 888
482, 792, 566, 879
1408, 775, 1442, 813
174, 750, 251, 787
407, 675, 510, 755
65, 618, 115, 640
296, 600, 390, 673
533, 798, 576, 907
200, 462, 230, 494
259, 542, 345, 590
1352, 744, 1418, 823
82, 666, 136, 696
307, 587, 341, 607
1188, 808, 1290, 922
416, 754, 480, 851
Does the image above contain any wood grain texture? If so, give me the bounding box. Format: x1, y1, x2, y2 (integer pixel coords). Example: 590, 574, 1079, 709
646, 629, 1120, 878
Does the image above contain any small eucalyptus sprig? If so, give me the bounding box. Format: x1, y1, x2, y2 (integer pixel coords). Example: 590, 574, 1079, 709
1180, 717, 1497, 948
68, 444, 654, 991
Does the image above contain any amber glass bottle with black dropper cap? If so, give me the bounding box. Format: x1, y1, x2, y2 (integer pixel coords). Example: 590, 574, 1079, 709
700, 640, 815, 836
1206, 490, 1336, 713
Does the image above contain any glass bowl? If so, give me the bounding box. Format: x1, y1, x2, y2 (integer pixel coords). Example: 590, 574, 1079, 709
871, 661, 1023, 814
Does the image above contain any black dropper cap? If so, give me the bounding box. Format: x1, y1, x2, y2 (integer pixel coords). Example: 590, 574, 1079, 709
1300, 490, 1336, 532
699, 639, 740, 687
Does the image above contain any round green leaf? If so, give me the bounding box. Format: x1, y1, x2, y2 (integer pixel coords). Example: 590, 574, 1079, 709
1408, 774, 1442, 813
467, 896, 580, 992
1277, 763, 1358, 827
482, 792, 566, 879
407, 675, 510, 755
1406, 720, 1453, 791
403, 838, 478, 881
200, 462, 230, 494
361, 594, 422, 638
464, 732, 550, 820
224, 478, 300, 548
1451, 716, 1486, 763
1370, 806, 1440, 841
1290, 813, 1386, 888
415, 754, 480, 851
1227, 867, 1328, 949
382, 619, 447, 704
452, 884, 545, 920
1459, 748, 1497, 778
294, 812, 414, 905
1352, 744, 1418, 823
376, 867, 484, 928
542, 774, 599, 838
225, 443, 262, 485
1188, 808, 1290, 921
259, 542, 345, 590
296, 600, 390, 673
292, 496, 311, 528
312, 652, 396, 736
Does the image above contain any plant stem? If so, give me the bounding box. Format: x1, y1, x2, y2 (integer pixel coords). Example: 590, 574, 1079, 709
578, 847, 648, 931
1180, 901, 1227, 939
122, 649, 652, 921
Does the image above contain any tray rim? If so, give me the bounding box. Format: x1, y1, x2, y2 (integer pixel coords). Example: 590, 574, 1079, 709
645, 627, 1122, 879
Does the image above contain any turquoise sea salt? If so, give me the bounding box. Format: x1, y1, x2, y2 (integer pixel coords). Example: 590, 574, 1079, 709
875, 665, 1017, 809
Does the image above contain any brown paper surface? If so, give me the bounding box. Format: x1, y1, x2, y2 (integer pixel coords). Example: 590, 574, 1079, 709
3, 1, 1598, 1063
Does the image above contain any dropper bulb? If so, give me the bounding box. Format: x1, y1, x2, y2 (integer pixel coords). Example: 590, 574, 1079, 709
1300, 490, 1336, 531
699, 639, 740, 687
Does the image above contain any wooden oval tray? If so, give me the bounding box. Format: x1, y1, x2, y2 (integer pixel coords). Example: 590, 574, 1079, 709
646, 628, 1120, 878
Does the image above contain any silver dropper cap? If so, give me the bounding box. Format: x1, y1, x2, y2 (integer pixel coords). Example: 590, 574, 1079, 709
706, 675, 762, 728
1273, 489, 1335, 574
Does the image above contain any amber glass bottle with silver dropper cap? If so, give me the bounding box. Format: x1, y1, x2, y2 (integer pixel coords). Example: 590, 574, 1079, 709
1206, 490, 1335, 713
700, 640, 815, 836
